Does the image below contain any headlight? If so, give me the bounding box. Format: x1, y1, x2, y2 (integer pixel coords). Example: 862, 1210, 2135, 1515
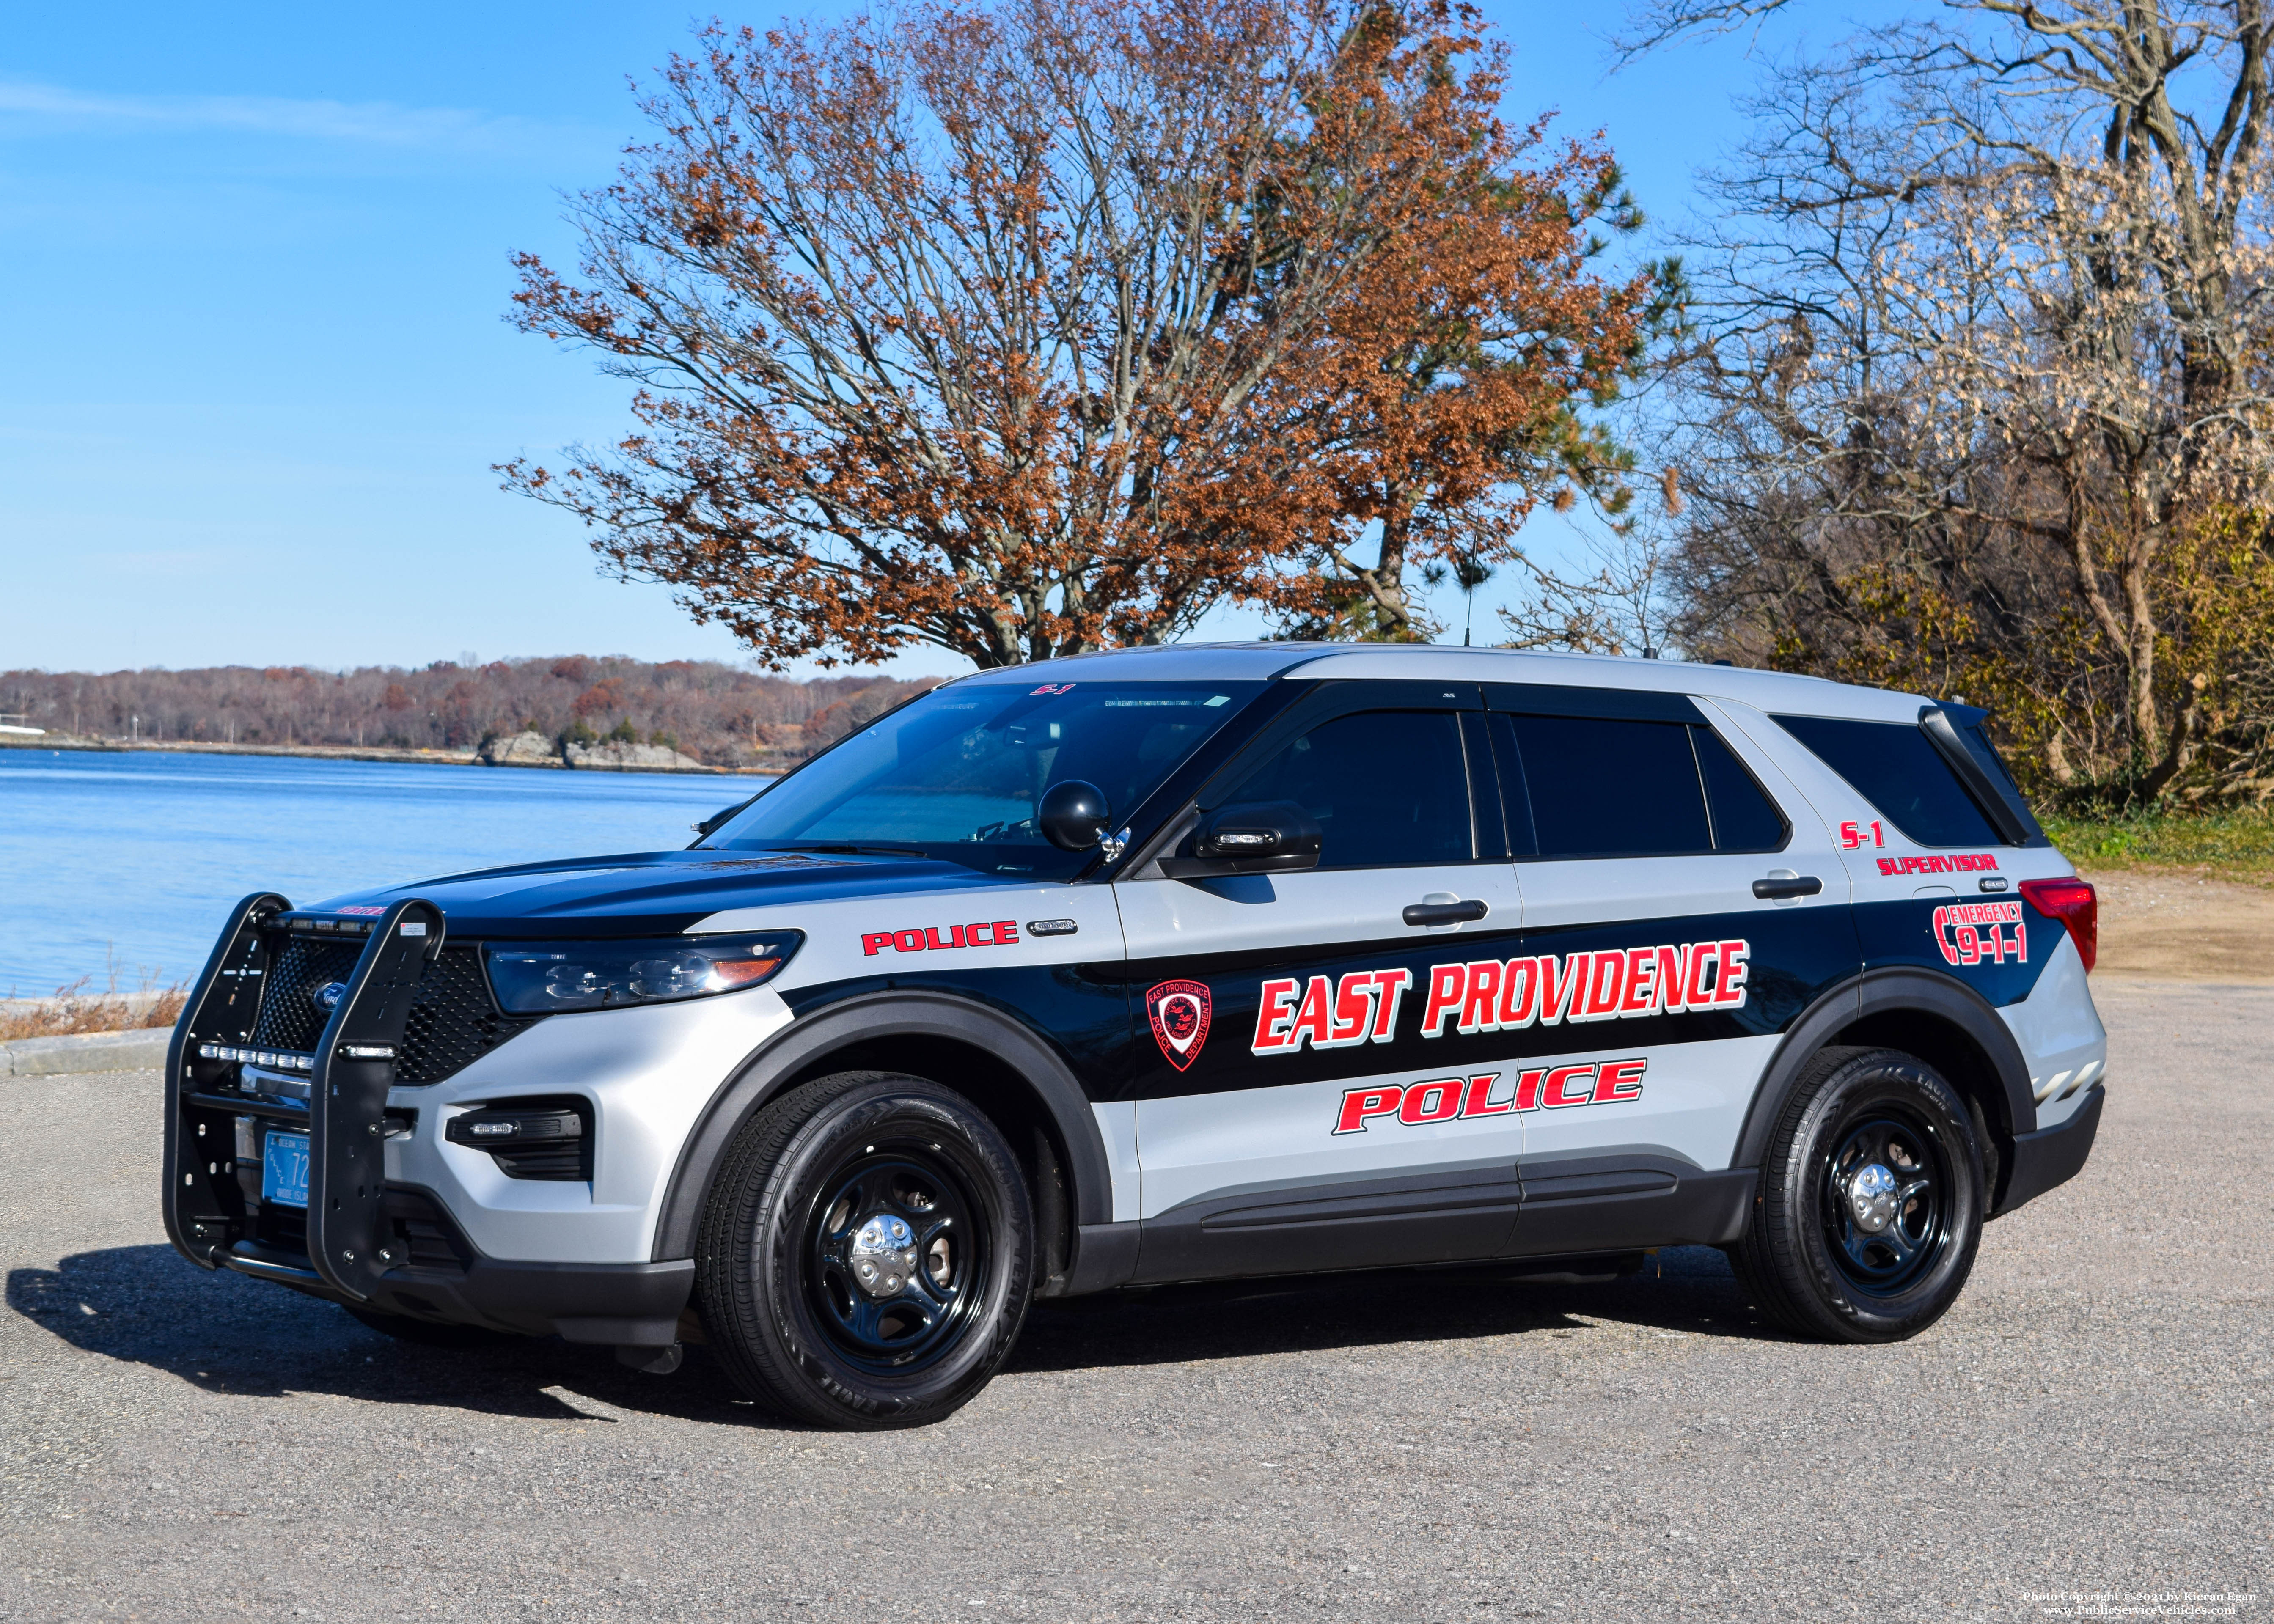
484, 934, 802, 1014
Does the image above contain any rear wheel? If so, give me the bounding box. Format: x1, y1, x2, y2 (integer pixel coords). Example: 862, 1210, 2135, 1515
696, 1070, 1034, 1429
1727, 1046, 1985, 1342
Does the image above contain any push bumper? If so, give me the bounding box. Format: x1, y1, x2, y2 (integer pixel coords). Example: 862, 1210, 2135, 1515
1995, 1085, 2103, 1216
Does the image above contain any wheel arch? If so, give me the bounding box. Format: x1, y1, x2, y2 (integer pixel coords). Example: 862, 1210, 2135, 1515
1734, 968, 2037, 1213
651, 991, 1113, 1292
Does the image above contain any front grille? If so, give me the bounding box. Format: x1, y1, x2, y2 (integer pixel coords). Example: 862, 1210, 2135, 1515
398, 945, 539, 1085
253, 937, 539, 1086
252, 937, 363, 1051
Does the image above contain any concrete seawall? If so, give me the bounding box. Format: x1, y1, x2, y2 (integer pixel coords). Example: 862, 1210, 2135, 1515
0, 1029, 170, 1077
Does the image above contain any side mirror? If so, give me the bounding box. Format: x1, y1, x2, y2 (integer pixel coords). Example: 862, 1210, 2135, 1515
1038, 780, 1111, 852
1160, 801, 1323, 877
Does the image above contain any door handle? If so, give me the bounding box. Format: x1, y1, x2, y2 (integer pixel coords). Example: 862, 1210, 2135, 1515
1403, 899, 1490, 926
1752, 874, 1824, 900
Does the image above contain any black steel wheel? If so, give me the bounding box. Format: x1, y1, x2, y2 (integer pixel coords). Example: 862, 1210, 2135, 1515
1727, 1046, 1985, 1343
696, 1071, 1033, 1429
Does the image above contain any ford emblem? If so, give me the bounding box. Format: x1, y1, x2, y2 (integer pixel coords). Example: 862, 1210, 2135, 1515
312, 981, 348, 1014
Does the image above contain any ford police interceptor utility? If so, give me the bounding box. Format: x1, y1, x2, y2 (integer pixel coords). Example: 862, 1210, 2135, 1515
162, 644, 2106, 1428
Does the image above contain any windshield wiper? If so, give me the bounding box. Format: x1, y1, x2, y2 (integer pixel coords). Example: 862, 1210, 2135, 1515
770, 843, 930, 859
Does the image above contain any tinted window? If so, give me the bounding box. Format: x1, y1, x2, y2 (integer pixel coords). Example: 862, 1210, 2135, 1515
705, 681, 1260, 877
1694, 728, 1788, 852
1221, 710, 1472, 868
1772, 714, 2002, 847
1506, 716, 1710, 857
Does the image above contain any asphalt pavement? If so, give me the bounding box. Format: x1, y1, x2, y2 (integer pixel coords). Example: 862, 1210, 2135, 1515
2, 981, 2266, 1622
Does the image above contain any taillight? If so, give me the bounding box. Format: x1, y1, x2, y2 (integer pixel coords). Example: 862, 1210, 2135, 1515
2018, 877, 2097, 973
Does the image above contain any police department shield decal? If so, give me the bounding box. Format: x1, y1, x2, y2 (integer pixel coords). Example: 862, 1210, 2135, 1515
1145, 979, 1211, 1071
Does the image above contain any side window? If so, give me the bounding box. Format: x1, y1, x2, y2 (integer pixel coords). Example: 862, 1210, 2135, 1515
1503, 715, 1711, 857
1772, 714, 2002, 847
1219, 710, 1473, 868
1694, 727, 1789, 852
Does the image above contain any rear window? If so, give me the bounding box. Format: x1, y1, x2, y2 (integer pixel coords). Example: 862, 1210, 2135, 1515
1491, 716, 1788, 859
1771, 715, 2003, 847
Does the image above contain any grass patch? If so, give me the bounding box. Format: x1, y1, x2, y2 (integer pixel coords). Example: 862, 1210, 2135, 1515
0, 948, 186, 1041
2041, 805, 2274, 881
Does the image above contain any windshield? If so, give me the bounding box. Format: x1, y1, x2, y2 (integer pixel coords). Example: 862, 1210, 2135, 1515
701, 680, 1263, 877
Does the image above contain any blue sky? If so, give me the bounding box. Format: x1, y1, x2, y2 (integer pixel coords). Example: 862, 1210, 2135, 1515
0, 2, 1793, 679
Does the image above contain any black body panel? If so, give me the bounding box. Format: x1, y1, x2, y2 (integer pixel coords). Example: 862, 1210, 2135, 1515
1999, 1088, 2102, 1216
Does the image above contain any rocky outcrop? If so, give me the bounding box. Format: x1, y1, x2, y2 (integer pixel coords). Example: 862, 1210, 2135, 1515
478, 730, 560, 768
563, 739, 716, 773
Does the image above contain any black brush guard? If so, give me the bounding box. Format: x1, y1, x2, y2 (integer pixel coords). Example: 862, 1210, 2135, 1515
163, 893, 445, 1302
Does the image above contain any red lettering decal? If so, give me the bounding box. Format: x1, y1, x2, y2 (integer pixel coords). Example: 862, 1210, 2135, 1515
1573, 952, 1624, 1022
1289, 976, 1335, 1050
1334, 1085, 1404, 1135
1620, 947, 1658, 1014
1399, 1080, 1463, 1124
1544, 1065, 1598, 1107
1460, 1072, 1510, 1118
995, 920, 1019, 944
1840, 820, 1862, 849
966, 921, 994, 946
1592, 1058, 1647, 1103
1498, 957, 1540, 1028
1656, 945, 1689, 1013
1540, 953, 1588, 1026
1877, 857, 1899, 877
1251, 979, 1302, 1053
1459, 960, 1502, 1033
1327, 973, 1375, 1047
1956, 924, 1980, 964
925, 926, 959, 951
894, 929, 927, 954
1513, 1069, 1545, 1111
1422, 963, 1468, 1037
861, 932, 894, 956
1714, 940, 1750, 1007
1368, 970, 1411, 1041
1688, 942, 1722, 1001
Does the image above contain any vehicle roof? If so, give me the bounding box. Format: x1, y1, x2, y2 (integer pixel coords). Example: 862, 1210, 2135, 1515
951, 642, 1934, 723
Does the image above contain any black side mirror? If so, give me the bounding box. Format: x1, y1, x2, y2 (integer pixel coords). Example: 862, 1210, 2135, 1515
1160, 801, 1323, 877
1038, 780, 1111, 852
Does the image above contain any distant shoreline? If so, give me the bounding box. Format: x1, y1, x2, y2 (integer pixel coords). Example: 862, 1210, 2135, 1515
0, 735, 775, 776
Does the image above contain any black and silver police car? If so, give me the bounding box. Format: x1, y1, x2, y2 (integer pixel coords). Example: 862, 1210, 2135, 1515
163, 643, 2106, 1428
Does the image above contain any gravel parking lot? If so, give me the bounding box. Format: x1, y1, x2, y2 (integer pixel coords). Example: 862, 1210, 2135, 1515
3, 980, 2267, 1623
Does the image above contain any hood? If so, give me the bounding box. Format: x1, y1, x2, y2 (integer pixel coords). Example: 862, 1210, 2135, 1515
312, 849, 1034, 939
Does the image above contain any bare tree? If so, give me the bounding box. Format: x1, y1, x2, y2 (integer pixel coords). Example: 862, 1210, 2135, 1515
1623, 2, 2274, 801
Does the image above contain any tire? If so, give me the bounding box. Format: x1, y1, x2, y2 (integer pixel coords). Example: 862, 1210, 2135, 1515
695, 1070, 1034, 1429
1727, 1045, 1985, 1343
340, 1304, 520, 1349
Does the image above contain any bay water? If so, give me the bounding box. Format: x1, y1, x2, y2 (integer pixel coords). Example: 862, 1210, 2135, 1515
0, 749, 762, 995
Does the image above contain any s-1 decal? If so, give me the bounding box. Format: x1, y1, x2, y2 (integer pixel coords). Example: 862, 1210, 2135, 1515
1933, 899, 2026, 966
1840, 819, 1887, 850
1029, 682, 1076, 695
335, 905, 388, 917
1146, 980, 1213, 1072
860, 921, 1021, 956
1878, 852, 2001, 877
1333, 1058, 1647, 1134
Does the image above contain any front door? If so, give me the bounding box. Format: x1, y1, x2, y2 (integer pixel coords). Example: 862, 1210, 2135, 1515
1114, 686, 1528, 1281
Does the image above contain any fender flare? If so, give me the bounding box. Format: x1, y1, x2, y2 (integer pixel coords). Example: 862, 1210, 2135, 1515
1732, 966, 2037, 1184
649, 989, 1115, 1261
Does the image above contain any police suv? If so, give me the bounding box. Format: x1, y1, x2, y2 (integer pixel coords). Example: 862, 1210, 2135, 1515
163, 644, 2106, 1428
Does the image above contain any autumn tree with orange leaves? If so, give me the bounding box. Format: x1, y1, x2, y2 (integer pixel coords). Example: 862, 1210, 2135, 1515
504, 0, 1650, 668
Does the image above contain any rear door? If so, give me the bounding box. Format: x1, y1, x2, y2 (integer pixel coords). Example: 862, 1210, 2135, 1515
1113, 681, 1528, 1281
1480, 684, 1860, 1257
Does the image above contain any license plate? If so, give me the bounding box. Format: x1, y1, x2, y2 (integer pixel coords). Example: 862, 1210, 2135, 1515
263, 1130, 311, 1209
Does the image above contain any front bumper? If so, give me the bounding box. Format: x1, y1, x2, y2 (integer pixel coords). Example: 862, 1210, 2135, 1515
164, 895, 789, 1342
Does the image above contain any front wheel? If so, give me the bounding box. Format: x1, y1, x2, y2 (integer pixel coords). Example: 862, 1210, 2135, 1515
1727, 1046, 1985, 1343
696, 1070, 1034, 1429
